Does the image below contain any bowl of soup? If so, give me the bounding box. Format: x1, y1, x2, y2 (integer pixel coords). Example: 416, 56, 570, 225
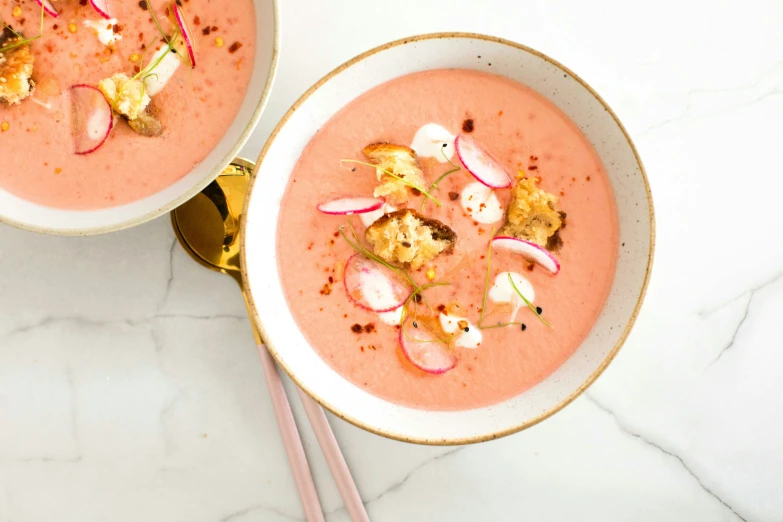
242, 33, 654, 444
0, 0, 278, 234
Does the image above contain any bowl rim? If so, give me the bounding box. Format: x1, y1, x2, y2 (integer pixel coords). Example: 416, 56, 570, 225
241, 31, 656, 445
0, 0, 281, 236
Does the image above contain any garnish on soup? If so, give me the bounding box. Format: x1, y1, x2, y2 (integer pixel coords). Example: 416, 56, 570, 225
277, 69, 619, 409
0, 26, 35, 105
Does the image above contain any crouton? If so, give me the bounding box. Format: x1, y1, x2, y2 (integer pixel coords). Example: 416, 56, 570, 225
497, 174, 563, 247
98, 73, 150, 120
0, 27, 35, 105
363, 143, 427, 204
127, 109, 163, 137
365, 208, 456, 270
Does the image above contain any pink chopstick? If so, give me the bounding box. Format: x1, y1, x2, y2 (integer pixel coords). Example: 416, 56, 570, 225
297, 388, 370, 522
256, 344, 325, 522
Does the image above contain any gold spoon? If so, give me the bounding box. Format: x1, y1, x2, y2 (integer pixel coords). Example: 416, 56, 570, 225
171, 159, 368, 522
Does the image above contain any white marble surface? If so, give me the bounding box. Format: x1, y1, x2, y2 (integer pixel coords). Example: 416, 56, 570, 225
1, 0, 782, 520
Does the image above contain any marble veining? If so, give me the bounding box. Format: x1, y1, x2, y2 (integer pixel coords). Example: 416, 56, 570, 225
1, 0, 782, 520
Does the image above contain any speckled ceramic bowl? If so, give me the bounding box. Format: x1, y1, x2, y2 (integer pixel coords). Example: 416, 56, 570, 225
242, 33, 654, 445
0, 0, 279, 235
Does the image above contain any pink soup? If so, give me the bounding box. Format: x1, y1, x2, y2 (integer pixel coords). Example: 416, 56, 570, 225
277, 69, 619, 411
0, 0, 255, 209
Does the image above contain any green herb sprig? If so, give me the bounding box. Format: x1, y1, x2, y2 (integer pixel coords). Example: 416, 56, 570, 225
341, 159, 442, 207
0, 4, 46, 54
421, 144, 461, 212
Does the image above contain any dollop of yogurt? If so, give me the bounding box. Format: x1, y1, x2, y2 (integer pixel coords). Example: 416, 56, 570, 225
489, 272, 535, 321
410, 124, 456, 162
461, 182, 503, 224
84, 18, 122, 46
359, 203, 397, 228
144, 45, 183, 96
439, 313, 482, 349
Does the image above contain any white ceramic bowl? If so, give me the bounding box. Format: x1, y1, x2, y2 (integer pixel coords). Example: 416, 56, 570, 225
0, 0, 279, 235
242, 33, 654, 445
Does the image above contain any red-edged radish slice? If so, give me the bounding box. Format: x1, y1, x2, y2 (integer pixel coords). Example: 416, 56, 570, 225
455, 134, 512, 189
71, 84, 113, 155
173, 3, 197, 68
343, 254, 412, 312
34, 0, 59, 18
317, 197, 384, 215
89, 0, 111, 19
399, 316, 457, 374
492, 236, 561, 274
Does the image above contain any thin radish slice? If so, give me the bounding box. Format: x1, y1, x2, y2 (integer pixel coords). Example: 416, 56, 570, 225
89, 0, 111, 19
399, 316, 457, 374
492, 236, 561, 274
71, 84, 113, 155
317, 197, 384, 215
455, 134, 512, 189
173, 3, 197, 68
343, 254, 412, 313
34, 0, 59, 18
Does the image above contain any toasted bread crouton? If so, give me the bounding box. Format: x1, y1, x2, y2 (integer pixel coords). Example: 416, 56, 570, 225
365, 209, 456, 270
363, 143, 427, 204
0, 27, 35, 105
127, 109, 163, 137
98, 73, 150, 120
498, 175, 563, 247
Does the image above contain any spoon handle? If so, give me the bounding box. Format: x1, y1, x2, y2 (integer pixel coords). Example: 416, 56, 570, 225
256, 344, 325, 522
297, 389, 370, 522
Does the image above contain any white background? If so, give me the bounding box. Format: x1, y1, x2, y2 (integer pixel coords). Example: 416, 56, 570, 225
1, 0, 782, 520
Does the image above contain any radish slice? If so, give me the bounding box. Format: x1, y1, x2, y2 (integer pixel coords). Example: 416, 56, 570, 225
89, 0, 111, 19
455, 134, 512, 189
173, 3, 197, 68
34, 0, 59, 18
317, 197, 384, 215
399, 316, 457, 374
343, 254, 411, 313
492, 236, 561, 274
71, 84, 113, 155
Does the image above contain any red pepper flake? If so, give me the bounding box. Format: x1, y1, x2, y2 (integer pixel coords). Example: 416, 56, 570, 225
448, 191, 459, 201
498, 110, 504, 116
462, 118, 474, 133
360, 346, 365, 352
437, 304, 446, 312
211, 25, 218, 31
139, 1, 148, 9
368, 345, 377, 351
351, 324, 363, 334
176, 0, 183, 6
528, 165, 538, 170
307, 242, 314, 250
52, 24, 59, 30
328, 276, 333, 284
228, 41, 242, 53
364, 323, 376, 333
344, 314, 348, 318
133, 65, 140, 73
319, 283, 332, 295
560, 191, 565, 196
113, 24, 123, 34
529, 155, 538, 161
193, 15, 201, 25
202, 26, 211, 35
79, 0, 88, 5
333, 231, 340, 238
586, 176, 591, 181
164, 8, 170, 17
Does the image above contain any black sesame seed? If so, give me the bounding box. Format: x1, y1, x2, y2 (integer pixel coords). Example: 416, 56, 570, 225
536, 307, 543, 314
521, 324, 527, 331
413, 321, 418, 328
463, 327, 470, 333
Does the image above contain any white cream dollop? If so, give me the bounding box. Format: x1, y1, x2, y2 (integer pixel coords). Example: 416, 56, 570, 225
144, 45, 183, 96
410, 124, 456, 162
359, 203, 397, 228
84, 18, 122, 46
461, 182, 503, 224
439, 313, 482, 349
489, 272, 535, 322
378, 306, 403, 326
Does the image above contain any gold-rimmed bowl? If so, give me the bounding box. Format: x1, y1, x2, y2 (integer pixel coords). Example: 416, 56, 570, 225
0, 0, 279, 235
242, 33, 654, 445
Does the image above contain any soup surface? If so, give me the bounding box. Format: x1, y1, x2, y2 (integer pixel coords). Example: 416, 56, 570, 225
277, 69, 618, 411
0, 0, 255, 209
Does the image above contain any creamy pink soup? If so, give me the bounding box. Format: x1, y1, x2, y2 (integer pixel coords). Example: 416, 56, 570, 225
277, 69, 618, 411
0, 0, 254, 209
